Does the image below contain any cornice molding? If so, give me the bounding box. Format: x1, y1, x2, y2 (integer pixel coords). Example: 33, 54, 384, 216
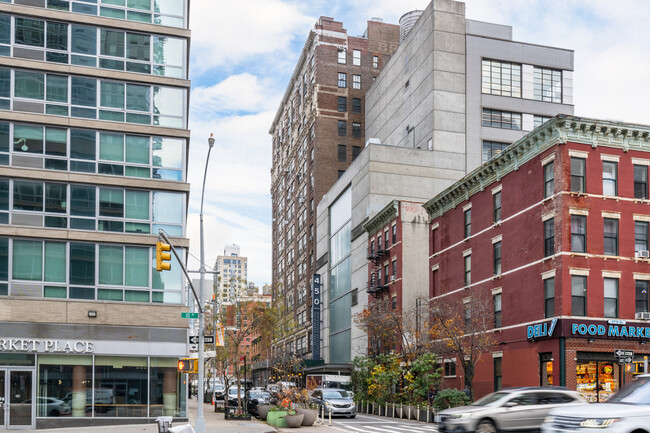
423, 115, 650, 221
363, 200, 399, 236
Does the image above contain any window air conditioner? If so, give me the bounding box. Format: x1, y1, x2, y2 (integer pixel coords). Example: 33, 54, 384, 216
636, 312, 650, 320
390, 275, 396, 282
636, 250, 650, 258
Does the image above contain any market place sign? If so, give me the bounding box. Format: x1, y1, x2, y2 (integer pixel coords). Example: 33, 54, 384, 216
527, 318, 650, 341
0, 338, 94, 353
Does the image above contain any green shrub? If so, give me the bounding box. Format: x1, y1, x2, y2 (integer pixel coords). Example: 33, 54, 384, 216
433, 388, 470, 411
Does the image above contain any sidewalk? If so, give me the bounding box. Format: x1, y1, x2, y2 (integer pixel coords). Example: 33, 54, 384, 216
19, 398, 334, 433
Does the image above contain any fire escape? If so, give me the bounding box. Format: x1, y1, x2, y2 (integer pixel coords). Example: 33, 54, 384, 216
366, 242, 389, 298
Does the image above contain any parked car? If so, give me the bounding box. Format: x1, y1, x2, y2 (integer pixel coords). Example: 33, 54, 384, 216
436, 387, 585, 433
227, 387, 244, 407
542, 375, 650, 433
245, 390, 273, 417
311, 388, 356, 418
212, 383, 226, 401
30, 397, 71, 417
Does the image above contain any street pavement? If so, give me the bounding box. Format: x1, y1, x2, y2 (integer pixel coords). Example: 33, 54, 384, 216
331, 413, 438, 433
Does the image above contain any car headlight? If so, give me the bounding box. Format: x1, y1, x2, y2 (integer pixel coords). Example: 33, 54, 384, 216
349, 403, 355, 407
544, 415, 555, 424
579, 419, 620, 428
449, 413, 471, 419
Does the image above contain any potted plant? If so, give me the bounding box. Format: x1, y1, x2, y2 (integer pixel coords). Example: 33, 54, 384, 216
294, 389, 317, 426
267, 395, 292, 428
283, 410, 304, 428
257, 403, 275, 421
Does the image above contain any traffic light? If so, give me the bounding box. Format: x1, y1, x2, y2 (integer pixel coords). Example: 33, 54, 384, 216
178, 358, 198, 373
156, 241, 171, 271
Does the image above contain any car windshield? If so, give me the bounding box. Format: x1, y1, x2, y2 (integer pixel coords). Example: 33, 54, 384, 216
229, 389, 240, 396
472, 391, 510, 406
215, 385, 224, 391
323, 390, 350, 399
608, 377, 650, 404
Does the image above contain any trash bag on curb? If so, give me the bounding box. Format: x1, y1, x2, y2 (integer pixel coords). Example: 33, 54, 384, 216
168, 424, 196, 433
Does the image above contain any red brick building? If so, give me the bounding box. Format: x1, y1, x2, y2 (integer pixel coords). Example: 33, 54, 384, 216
424, 115, 650, 402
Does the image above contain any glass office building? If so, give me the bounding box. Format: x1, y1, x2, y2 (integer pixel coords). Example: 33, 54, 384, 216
0, 0, 190, 428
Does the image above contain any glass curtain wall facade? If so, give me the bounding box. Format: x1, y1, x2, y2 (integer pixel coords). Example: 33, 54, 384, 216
0, 0, 189, 427
328, 188, 352, 363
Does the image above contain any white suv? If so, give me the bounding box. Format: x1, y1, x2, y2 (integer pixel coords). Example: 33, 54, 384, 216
542, 375, 650, 433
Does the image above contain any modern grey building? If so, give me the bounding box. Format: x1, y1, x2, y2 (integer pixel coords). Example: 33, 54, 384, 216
316, 0, 575, 366
0, 0, 191, 428
366, 0, 574, 176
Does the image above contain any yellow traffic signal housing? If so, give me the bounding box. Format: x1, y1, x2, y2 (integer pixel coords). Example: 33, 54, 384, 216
178, 358, 198, 373
156, 241, 171, 271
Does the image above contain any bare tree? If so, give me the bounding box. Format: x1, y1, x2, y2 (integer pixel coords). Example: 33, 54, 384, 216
428, 287, 496, 400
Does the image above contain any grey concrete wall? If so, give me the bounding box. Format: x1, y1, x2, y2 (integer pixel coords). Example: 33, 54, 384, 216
399, 202, 429, 315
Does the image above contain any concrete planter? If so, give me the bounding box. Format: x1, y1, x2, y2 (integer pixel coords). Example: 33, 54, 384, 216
284, 413, 304, 428
257, 404, 274, 421
296, 408, 317, 426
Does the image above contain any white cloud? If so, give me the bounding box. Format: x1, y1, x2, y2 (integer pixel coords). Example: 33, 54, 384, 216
189, 0, 314, 74
191, 73, 279, 116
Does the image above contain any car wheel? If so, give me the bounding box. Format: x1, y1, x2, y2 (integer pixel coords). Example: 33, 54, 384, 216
348, 415, 356, 419
476, 419, 496, 433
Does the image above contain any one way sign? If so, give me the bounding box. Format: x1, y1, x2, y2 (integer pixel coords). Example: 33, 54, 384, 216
189, 335, 215, 345
614, 349, 634, 357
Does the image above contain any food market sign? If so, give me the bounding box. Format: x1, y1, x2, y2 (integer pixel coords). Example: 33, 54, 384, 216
0, 338, 94, 353
527, 318, 650, 341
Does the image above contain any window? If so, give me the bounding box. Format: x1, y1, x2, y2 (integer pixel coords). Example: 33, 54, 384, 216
533, 67, 562, 103
635, 221, 649, 253
493, 241, 501, 275
571, 215, 586, 253
392, 260, 396, 277
635, 165, 648, 199
444, 361, 456, 377
603, 218, 618, 256
337, 72, 346, 88
353, 49, 361, 66
391, 295, 397, 310
337, 120, 347, 136
384, 264, 389, 284
481, 59, 521, 97
493, 191, 501, 223
544, 162, 554, 198
493, 293, 502, 328
352, 98, 361, 114
385, 229, 389, 249
337, 170, 344, 179
636, 280, 649, 313
464, 209, 471, 238
494, 357, 502, 392
571, 275, 587, 316
372, 55, 378, 68
352, 75, 361, 90
604, 278, 618, 318
337, 96, 346, 112
464, 302, 471, 327
482, 109, 522, 130
482, 141, 509, 163
544, 277, 555, 318
464, 254, 471, 286
570, 157, 586, 193
338, 48, 346, 64
602, 161, 617, 196
534, 115, 552, 129
392, 225, 397, 243
544, 218, 554, 257
337, 144, 346, 162
352, 122, 361, 138
351, 288, 358, 306
352, 146, 361, 161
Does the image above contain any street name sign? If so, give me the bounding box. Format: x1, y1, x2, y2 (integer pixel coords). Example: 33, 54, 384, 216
181, 312, 199, 319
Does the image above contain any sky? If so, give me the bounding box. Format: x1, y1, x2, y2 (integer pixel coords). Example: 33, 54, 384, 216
186, 0, 650, 288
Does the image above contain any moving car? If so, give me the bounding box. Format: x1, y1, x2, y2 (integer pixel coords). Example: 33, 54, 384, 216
311, 388, 356, 418
245, 390, 273, 417
436, 387, 584, 433
542, 375, 650, 433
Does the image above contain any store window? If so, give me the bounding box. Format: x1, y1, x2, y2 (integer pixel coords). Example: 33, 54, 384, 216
576, 360, 619, 402
38, 355, 92, 417
540, 353, 553, 387
94, 356, 148, 417
149, 358, 182, 416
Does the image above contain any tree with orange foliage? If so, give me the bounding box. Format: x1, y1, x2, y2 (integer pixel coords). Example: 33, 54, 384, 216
428, 287, 495, 400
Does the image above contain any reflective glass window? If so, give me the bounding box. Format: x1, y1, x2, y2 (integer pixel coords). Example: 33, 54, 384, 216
45, 127, 67, 156
70, 185, 95, 217
0, 68, 9, 98
99, 188, 124, 217
126, 33, 150, 61
100, 30, 125, 57
15, 71, 45, 99
69, 242, 95, 286
125, 190, 148, 219
45, 183, 67, 213
46, 75, 68, 103
46, 22, 68, 50
13, 239, 43, 281
153, 86, 182, 116
38, 355, 92, 417
71, 25, 97, 55
126, 84, 149, 111
152, 137, 182, 168
99, 245, 123, 285
125, 135, 149, 163
44, 242, 66, 282
125, 246, 148, 287
153, 36, 183, 66
15, 18, 44, 47
100, 133, 124, 161
0, 15, 10, 45
70, 77, 97, 107
152, 192, 182, 223
0, 237, 7, 281
100, 81, 125, 109
94, 356, 148, 417
14, 124, 43, 154
70, 129, 95, 160
14, 181, 43, 211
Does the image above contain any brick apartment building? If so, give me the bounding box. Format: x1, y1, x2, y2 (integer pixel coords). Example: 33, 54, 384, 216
424, 115, 650, 402
267, 16, 399, 367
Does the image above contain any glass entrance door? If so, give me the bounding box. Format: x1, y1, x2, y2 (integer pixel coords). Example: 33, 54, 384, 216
0, 369, 33, 429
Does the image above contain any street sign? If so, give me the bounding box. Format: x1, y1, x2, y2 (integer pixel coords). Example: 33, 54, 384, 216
189, 335, 214, 344
181, 312, 199, 319
614, 349, 634, 357
618, 357, 633, 364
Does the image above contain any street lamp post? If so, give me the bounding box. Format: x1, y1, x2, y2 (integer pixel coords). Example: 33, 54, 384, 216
195, 133, 215, 433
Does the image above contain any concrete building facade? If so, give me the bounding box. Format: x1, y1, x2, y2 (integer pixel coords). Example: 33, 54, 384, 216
0, 0, 190, 428
365, 0, 574, 177
268, 16, 400, 363
425, 115, 650, 401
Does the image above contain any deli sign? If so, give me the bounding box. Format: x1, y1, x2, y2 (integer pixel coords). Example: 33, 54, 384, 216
0, 338, 94, 353
527, 318, 650, 341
